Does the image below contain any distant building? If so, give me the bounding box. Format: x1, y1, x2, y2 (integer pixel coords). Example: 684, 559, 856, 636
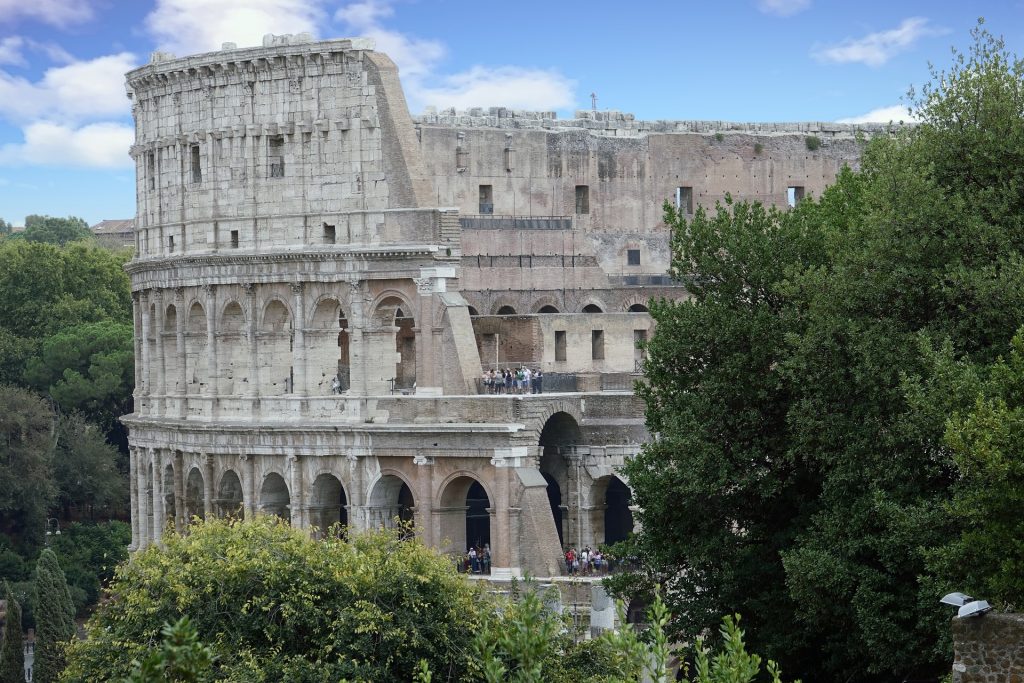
91, 219, 135, 248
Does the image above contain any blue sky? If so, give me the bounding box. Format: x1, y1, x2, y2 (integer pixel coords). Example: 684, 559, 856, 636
0, 0, 1020, 225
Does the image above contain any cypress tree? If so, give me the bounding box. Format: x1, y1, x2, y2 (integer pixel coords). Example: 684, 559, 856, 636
0, 582, 24, 683
33, 549, 75, 683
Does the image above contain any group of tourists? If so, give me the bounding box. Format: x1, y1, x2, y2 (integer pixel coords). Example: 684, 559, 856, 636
564, 545, 608, 575
457, 544, 492, 574
482, 367, 543, 394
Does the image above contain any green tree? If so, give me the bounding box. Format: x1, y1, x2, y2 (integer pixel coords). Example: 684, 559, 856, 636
124, 617, 214, 683
0, 385, 56, 548
34, 549, 75, 683
0, 219, 11, 238
0, 581, 25, 683
49, 522, 130, 614
19, 216, 91, 246
63, 518, 485, 682
51, 416, 128, 519
617, 23, 1024, 681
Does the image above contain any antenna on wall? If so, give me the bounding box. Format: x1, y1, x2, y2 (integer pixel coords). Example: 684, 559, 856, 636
590, 92, 598, 111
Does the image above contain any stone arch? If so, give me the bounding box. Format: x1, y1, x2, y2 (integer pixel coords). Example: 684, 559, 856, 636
437, 473, 493, 556
370, 294, 416, 392
185, 301, 207, 393
184, 466, 205, 521
591, 474, 633, 546
259, 472, 290, 520
310, 473, 348, 535
467, 305, 480, 316
496, 305, 517, 315
623, 294, 651, 313
366, 471, 415, 530
581, 302, 605, 313
217, 301, 246, 394
162, 463, 176, 533
491, 297, 518, 315
216, 470, 244, 519
309, 296, 350, 394
259, 299, 292, 395
220, 300, 245, 333
164, 303, 177, 332
537, 305, 559, 313
627, 303, 649, 313
532, 294, 561, 314
539, 410, 583, 550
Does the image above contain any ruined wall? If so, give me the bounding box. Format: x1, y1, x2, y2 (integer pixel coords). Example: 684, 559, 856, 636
952, 613, 1024, 682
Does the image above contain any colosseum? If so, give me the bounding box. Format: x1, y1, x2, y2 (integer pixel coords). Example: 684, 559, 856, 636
123, 33, 880, 577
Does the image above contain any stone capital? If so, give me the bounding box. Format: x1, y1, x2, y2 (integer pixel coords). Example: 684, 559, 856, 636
413, 454, 435, 466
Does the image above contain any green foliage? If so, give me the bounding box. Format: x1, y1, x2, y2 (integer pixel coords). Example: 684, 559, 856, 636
0, 581, 25, 683
25, 323, 134, 439
617, 23, 1024, 682
0, 385, 56, 548
63, 517, 484, 682
803, 135, 820, 151
753, 143, 763, 155
714, 132, 724, 142
687, 615, 790, 683
49, 522, 130, 614
125, 617, 214, 683
19, 216, 91, 246
34, 549, 75, 683
51, 416, 128, 518
0, 219, 10, 237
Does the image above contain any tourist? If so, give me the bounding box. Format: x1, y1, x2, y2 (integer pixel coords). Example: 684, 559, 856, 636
535, 368, 543, 394
580, 546, 590, 575
504, 369, 513, 394
331, 375, 341, 394
564, 547, 574, 575
482, 545, 491, 574
469, 546, 479, 573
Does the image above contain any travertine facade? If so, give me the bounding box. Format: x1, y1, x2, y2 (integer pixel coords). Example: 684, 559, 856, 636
123, 35, 879, 576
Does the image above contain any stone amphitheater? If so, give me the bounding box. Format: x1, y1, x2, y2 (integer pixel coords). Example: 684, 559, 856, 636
123, 33, 882, 578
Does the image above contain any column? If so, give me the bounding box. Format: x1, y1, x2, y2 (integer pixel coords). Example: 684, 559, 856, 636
175, 288, 187, 417
136, 448, 150, 549
413, 278, 436, 393
290, 283, 306, 396
243, 283, 258, 398
173, 450, 185, 531
241, 454, 256, 519
151, 448, 164, 543
140, 290, 152, 399
129, 446, 139, 550
203, 454, 215, 519
289, 454, 305, 528
131, 293, 142, 400
413, 454, 435, 547
203, 285, 218, 399
152, 291, 166, 411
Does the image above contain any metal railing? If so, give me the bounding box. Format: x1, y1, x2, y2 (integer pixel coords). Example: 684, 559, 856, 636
459, 215, 572, 231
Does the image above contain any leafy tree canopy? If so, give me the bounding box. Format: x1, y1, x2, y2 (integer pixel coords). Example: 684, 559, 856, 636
18, 216, 91, 246
0, 385, 56, 549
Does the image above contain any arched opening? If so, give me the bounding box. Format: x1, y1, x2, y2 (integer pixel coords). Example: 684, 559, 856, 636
164, 304, 180, 394
582, 303, 603, 313
259, 472, 291, 521
219, 302, 245, 394
439, 476, 491, 558
217, 470, 244, 519
372, 296, 416, 392
184, 467, 205, 521
542, 472, 563, 546
310, 298, 350, 394
467, 306, 480, 316
539, 412, 582, 552
146, 461, 155, 535
259, 300, 292, 395
628, 303, 649, 313
162, 464, 176, 533
537, 305, 559, 314
367, 474, 414, 531
311, 473, 348, 535
395, 307, 416, 391
185, 302, 207, 394
591, 475, 634, 546
497, 305, 516, 315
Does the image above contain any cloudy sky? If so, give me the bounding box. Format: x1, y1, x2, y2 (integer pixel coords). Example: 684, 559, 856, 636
0, 0, 1020, 225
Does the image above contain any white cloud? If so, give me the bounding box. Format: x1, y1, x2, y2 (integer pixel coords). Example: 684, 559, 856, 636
145, 0, 326, 56
0, 121, 133, 168
0, 52, 136, 123
757, 0, 810, 17
836, 104, 919, 124
334, 0, 575, 113
813, 17, 947, 67
0, 37, 25, 66
0, 0, 93, 27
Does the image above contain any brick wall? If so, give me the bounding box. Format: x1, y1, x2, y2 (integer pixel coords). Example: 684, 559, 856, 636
952, 613, 1024, 682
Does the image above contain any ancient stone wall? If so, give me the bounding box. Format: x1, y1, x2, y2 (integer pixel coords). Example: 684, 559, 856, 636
952, 613, 1024, 682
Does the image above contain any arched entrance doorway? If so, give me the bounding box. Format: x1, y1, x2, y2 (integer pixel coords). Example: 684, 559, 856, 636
260, 472, 290, 520
184, 467, 204, 521
310, 298, 350, 393
371, 296, 417, 393
367, 474, 414, 531
539, 412, 582, 550
591, 475, 634, 546
311, 473, 348, 534
217, 470, 244, 519
162, 463, 176, 532
260, 300, 292, 395
439, 476, 491, 556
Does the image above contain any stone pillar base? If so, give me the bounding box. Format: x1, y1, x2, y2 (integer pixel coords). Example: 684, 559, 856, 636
415, 386, 443, 396
489, 567, 522, 580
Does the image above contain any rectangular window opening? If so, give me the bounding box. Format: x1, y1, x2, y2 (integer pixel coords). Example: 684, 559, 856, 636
478, 184, 493, 214
269, 135, 285, 178
167, 235, 175, 253
555, 330, 567, 362
190, 144, 201, 183
147, 152, 156, 191
591, 329, 605, 360
627, 249, 641, 266
575, 185, 590, 214
675, 186, 693, 214
634, 329, 648, 362
323, 223, 336, 244
230, 229, 239, 248
787, 186, 805, 208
